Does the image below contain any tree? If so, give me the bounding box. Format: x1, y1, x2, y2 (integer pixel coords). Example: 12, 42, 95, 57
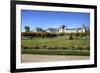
69, 33, 73, 40
24, 26, 30, 32
59, 33, 64, 37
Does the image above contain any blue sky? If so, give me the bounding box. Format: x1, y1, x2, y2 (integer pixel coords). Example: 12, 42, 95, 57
21, 10, 90, 32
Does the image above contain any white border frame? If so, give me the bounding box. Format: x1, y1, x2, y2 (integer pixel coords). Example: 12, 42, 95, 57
16, 4, 94, 69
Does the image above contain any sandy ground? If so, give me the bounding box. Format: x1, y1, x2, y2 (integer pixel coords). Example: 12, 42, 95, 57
21, 54, 90, 63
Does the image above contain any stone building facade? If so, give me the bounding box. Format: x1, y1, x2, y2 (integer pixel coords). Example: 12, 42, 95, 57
33, 24, 88, 33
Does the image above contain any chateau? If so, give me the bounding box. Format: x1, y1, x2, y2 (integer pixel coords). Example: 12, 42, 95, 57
33, 24, 89, 33
58, 25, 86, 33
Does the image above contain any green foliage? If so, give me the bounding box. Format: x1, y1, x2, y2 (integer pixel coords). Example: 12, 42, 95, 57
22, 38, 89, 47
22, 44, 90, 51
21, 32, 58, 38
24, 26, 30, 32
21, 31, 90, 40
22, 49, 90, 56
59, 33, 64, 36
69, 33, 73, 40
21, 37, 90, 56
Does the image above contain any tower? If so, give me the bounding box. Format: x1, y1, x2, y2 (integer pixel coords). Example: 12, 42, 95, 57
59, 25, 66, 33
82, 24, 86, 33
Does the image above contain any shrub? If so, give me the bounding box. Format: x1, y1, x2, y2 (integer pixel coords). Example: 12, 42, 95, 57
68, 46, 86, 50
32, 45, 35, 49
31, 45, 40, 49
21, 45, 23, 48
46, 46, 51, 50
61, 46, 68, 50
23, 46, 28, 49
74, 46, 81, 50
77, 46, 83, 50
49, 46, 56, 50
35, 45, 40, 49
83, 46, 90, 50
42, 45, 47, 48
68, 45, 75, 50
69, 34, 73, 40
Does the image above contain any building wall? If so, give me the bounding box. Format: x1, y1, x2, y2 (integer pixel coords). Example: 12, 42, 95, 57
65, 29, 77, 33
33, 25, 86, 33
59, 28, 86, 33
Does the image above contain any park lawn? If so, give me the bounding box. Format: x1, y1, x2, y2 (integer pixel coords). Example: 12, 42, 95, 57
21, 38, 90, 47
21, 38, 90, 56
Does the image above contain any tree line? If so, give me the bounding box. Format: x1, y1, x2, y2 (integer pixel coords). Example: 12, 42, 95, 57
22, 26, 90, 39
21, 32, 90, 40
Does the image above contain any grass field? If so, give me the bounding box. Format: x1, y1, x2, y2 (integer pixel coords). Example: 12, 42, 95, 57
22, 38, 89, 47
21, 38, 90, 56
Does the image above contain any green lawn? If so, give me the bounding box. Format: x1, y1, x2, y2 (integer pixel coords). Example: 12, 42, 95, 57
22, 38, 90, 47
21, 38, 90, 56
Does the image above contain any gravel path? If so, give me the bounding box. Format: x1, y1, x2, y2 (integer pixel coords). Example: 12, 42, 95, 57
21, 54, 90, 63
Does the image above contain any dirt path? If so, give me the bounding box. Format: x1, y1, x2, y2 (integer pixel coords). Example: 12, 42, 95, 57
21, 54, 90, 63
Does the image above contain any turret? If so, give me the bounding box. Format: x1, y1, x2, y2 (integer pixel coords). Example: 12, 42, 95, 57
82, 24, 86, 33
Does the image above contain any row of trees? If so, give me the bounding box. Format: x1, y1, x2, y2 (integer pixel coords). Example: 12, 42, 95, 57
22, 26, 90, 39
22, 32, 58, 39
21, 32, 90, 39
